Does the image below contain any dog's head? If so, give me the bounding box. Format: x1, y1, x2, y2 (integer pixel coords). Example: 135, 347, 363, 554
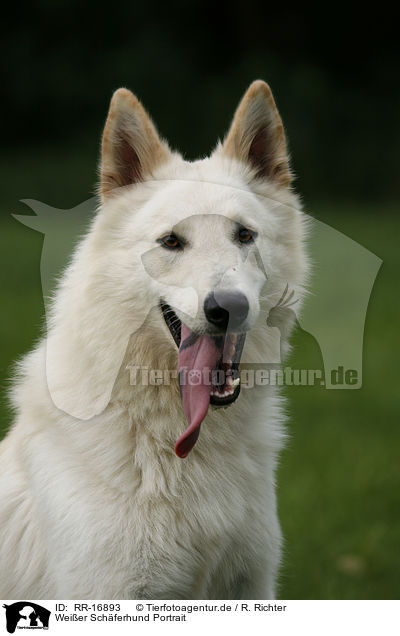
46, 82, 307, 457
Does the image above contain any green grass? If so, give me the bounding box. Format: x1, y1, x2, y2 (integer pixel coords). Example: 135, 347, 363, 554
278, 208, 400, 599
0, 192, 399, 599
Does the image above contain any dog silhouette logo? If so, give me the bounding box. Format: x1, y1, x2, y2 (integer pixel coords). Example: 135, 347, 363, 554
15, 196, 382, 409
2, 602, 50, 633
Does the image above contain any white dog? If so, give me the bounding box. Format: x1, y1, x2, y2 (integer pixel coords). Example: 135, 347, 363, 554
0, 81, 307, 599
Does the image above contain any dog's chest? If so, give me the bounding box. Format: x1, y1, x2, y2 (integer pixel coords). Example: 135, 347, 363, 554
118, 441, 263, 597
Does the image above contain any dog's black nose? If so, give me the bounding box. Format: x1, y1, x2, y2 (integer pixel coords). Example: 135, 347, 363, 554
203, 290, 249, 331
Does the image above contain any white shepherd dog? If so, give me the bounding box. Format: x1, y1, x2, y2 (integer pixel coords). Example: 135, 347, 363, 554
0, 81, 308, 599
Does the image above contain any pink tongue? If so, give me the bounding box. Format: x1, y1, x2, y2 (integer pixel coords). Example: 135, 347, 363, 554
175, 324, 221, 458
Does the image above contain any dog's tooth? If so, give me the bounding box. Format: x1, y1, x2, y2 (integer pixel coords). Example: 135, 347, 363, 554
210, 378, 239, 400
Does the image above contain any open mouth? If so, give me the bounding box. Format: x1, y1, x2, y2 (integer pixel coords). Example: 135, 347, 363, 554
160, 302, 246, 458
160, 302, 245, 405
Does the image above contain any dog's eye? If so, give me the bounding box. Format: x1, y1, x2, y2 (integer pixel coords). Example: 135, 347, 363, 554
159, 234, 181, 249
238, 228, 255, 244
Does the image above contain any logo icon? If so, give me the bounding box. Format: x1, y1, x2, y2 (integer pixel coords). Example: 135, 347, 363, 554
2, 603, 50, 633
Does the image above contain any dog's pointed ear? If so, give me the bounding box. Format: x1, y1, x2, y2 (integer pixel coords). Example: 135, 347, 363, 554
100, 88, 171, 199
221, 80, 291, 187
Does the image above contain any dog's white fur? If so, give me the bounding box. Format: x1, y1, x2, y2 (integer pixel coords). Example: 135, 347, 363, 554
0, 81, 308, 599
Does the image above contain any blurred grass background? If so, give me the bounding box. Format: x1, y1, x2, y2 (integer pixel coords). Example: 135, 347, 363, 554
1, 1, 399, 599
